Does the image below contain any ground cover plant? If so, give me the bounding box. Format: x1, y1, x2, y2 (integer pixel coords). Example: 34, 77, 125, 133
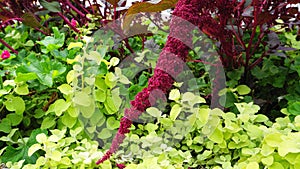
0, 0, 300, 168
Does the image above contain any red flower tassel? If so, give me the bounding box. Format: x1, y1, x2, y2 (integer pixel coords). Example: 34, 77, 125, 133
96, 0, 202, 165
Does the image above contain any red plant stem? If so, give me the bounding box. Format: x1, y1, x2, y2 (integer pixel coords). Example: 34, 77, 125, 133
86, 0, 95, 14
34, 27, 50, 36
250, 51, 267, 69
230, 24, 246, 50
57, 12, 80, 33
65, 0, 91, 21
73, 0, 90, 14
0, 18, 23, 29
113, 5, 117, 20
0, 38, 18, 54
96, 0, 202, 165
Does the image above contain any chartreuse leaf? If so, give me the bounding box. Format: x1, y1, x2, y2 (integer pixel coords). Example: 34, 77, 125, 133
269, 162, 284, 169
110, 57, 119, 67
4, 95, 25, 114
246, 162, 259, 169
78, 101, 95, 118
264, 132, 283, 147
98, 128, 112, 139
208, 126, 223, 144
99, 160, 112, 169
15, 83, 29, 95
73, 91, 92, 106
106, 117, 120, 130
261, 156, 274, 166
57, 84, 73, 95
146, 107, 162, 118
61, 112, 77, 128
28, 144, 42, 156
41, 116, 56, 129
67, 42, 83, 50
15, 72, 37, 82
50, 99, 71, 116
169, 89, 180, 101
170, 104, 182, 121
236, 85, 251, 95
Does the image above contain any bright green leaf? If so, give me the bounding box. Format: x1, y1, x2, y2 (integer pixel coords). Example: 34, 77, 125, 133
170, 104, 182, 121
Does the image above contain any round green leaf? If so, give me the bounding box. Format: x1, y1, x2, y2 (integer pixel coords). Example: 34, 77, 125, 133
41, 116, 56, 129
15, 84, 29, 95
146, 107, 162, 118
61, 113, 77, 128
106, 117, 120, 130
98, 128, 113, 139
236, 85, 251, 95
4, 96, 25, 114
73, 91, 92, 106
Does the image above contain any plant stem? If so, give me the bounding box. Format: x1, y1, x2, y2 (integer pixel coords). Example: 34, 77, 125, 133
57, 12, 80, 33
0, 38, 18, 54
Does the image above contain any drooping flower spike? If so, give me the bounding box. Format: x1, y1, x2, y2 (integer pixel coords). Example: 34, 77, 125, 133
96, 0, 203, 165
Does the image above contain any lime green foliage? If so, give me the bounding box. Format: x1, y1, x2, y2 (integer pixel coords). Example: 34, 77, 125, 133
7, 127, 107, 169
117, 99, 300, 168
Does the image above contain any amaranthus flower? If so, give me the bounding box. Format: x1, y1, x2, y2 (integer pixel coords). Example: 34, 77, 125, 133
71, 18, 77, 27
1, 50, 10, 60
96, 0, 202, 166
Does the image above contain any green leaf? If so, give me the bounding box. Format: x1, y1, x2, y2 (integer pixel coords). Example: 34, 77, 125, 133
39, 0, 61, 12
269, 162, 284, 169
288, 102, 300, 115
67, 42, 83, 50
146, 107, 162, 118
78, 101, 95, 118
15, 83, 29, 95
18, 59, 66, 87
261, 156, 274, 166
98, 128, 113, 139
7, 113, 23, 126
95, 89, 106, 102
58, 84, 73, 95
73, 91, 92, 106
264, 133, 283, 147
170, 104, 182, 121
145, 123, 158, 133
236, 85, 251, 95
86, 51, 102, 65
52, 99, 71, 116
106, 117, 120, 130
246, 162, 259, 169
208, 127, 224, 144
1, 129, 47, 164
169, 89, 180, 101
110, 57, 119, 66
41, 116, 56, 129
61, 112, 77, 128
104, 97, 118, 114
28, 144, 42, 157
0, 118, 11, 133
4, 96, 25, 114
15, 73, 37, 82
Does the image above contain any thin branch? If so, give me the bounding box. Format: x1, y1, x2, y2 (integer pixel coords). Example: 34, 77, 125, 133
0, 38, 18, 54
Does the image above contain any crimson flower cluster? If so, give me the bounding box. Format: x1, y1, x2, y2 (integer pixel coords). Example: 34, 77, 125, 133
1, 50, 10, 60
96, 0, 202, 165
